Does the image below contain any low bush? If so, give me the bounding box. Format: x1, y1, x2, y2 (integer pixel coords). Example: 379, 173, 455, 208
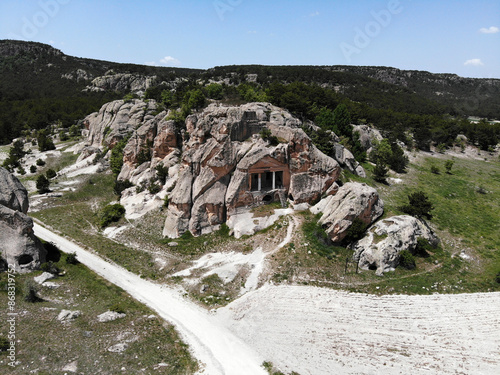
342, 218, 368, 246
40, 261, 60, 274
65, 252, 79, 265
24, 280, 43, 303
398, 250, 416, 270
45, 168, 57, 179
113, 179, 133, 196
99, 204, 126, 228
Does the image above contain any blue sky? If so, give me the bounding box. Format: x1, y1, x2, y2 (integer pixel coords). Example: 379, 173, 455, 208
1, 0, 499, 78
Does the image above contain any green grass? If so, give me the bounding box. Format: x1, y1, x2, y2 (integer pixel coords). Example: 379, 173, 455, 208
0, 252, 198, 374
31, 173, 158, 278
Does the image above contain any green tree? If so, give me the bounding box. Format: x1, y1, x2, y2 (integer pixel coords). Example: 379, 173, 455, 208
36, 174, 50, 194
333, 104, 352, 138
37, 129, 56, 152
315, 108, 335, 131
186, 89, 206, 110
110, 137, 130, 176
399, 191, 434, 219
205, 83, 224, 100
373, 162, 389, 183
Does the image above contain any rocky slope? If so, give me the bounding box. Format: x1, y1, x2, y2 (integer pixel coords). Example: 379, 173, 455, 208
0, 167, 46, 271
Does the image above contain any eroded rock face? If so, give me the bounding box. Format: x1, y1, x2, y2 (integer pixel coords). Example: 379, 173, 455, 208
84, 99, 159, 149
163, 103, 341, 237
352, 215, 439, 275
0, 168, 46, 272
311, 182, 384, 244
86, 73, 158, 95
82, 101, 344, 237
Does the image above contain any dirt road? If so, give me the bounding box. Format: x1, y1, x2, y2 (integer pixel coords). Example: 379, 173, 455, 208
33, 223, 267, 375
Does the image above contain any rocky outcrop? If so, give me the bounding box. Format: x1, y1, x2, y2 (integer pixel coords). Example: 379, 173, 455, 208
86, 73, 158, 95
82, 101, 344, 237
0, 168, 46, 272
352, 215, 439, 275
352, 125, 383, 152
163, 103, 341, 238
83, 99, 160, 149
311, 182, 384, 244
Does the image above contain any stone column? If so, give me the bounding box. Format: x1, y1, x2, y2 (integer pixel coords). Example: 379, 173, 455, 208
258, 173, 262, 191
272, 171, 276, 190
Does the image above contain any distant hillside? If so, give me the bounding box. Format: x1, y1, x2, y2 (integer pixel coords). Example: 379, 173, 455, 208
1, 39, 499, 147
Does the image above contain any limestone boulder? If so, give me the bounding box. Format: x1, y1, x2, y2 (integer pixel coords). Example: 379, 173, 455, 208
0, 168, 46, 272
352, 125, 383, 152
312, 182, 384, 244
0, 167, 29, 213
353, 215, 440, 275
84, 99, 158, 149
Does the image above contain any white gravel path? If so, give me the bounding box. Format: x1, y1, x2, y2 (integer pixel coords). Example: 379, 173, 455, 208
33, 223, 267, 375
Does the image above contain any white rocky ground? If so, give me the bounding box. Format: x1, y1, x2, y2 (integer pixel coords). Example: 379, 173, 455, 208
34, 221, 500, 375
219, 285, 500, 375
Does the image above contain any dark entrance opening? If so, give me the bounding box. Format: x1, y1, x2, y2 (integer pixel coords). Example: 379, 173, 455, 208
18, 254, 33, 265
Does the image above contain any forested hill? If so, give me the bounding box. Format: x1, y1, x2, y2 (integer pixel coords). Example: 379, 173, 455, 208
1, 40, 499, 147
0, 40, 201, 143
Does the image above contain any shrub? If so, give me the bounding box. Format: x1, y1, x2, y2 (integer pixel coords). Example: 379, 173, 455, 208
17, 166, 26, 175
148, 181, 161, 195
430, 165, 440, 174
113, 179, 133, 196
41, 240, 61, 263
0, 336, 9, 352
373, 162, 389, 183
445, 160, 454, 174
398, 250, 416, 270
99, 204, 126, 228
45, 168, 57, 179
180, 230, 193, 240
66, 252, 79, 265
163, 195, 169, 208
109, 303, 125, 314
342, 218, 368, 245
156, 164, 169, 184
30, 165, 37, 173
399, 191, 434, 219
37, 130, 56, 152
412, 238, 432, 258
496, 272, 500, 284
36, 158, 46, 166
218, 223, 230, 237
36, 174, 50, 194
40, 261, 61, 274
24, 281, 43, 303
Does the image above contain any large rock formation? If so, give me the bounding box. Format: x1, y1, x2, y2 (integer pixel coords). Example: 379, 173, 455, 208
352, 215, 440, 275
0, 168, 46, 272
311, 182, 384, 244
164, 103, 341, 237
81, 100, 362, 238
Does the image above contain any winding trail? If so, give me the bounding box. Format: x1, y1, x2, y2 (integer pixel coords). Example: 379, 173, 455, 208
33, 222, 267, 375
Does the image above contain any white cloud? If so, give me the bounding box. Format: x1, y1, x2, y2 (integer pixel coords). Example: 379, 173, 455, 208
145, 61, 159, 66
309, 11, 320, 18
160, 56, 181, 66
247, 30, 257, 34
479, 26, 499, 34
464, 59, 484, 66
